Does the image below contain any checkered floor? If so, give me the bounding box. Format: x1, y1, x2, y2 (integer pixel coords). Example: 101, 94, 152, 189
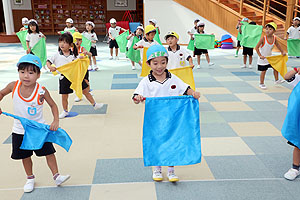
1, 41, 300, 200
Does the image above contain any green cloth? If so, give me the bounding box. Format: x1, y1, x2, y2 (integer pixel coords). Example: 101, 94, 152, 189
194, 34, 215, 49
61, 30, 76, 34
154, 28, 162, 45
237, 21, 248, 41
16, 30, 28, 50
240, 24, 263, 48
116, 30, 129, 53
126, 36, 141, 63
187, 39, 195, 51
81, 35, 92, 52
31, 37, 47, 66
287, 39, 300, 56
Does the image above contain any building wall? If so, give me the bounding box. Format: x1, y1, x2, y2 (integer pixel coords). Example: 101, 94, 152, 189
11, 0, 33, 32
107, 0, 136, 11
10, 0, 32, 10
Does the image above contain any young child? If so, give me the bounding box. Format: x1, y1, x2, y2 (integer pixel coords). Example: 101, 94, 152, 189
255, 22, 286, 90
187, 18, 200, 58
26, 19, 46, 55
108, 18, 126, 60
132, 45, 200, 182
0, 54, 70, 193
194, 21, 214, 69
20, 17, 29, 31
241, 21, 256, 69
285, 17, 300, 40
58, 18, 78, 35
133, 25, 159, 62
82, 21, 98, 71
236, 18, 249, 57
126, 25, 144, 70
149, 19, 160, 34
165, 31, 193, 69
46, 33, 103, 118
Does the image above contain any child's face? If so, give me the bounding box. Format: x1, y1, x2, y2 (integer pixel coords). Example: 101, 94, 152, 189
19, 67, 40, 87
150, 22, 155, 26
86, 24, 93, 31
66, 22, 72, 28
294, 20, 300, 26
136, 29, 143, 36
146, 32, 156, 41
198, 25, 204, 32
111, 23, 116, 28
194, 21, 198, 26
148, 57, 168, 76
59, 40, 71, 52
29, 25, 36, 32
75, 38, 82, 46
166, 36, 178, 47
265, 26, 275, 36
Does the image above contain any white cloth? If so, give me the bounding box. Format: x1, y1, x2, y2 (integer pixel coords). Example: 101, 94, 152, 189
287, 26, 300, 39
134, 38, 159, 61
82, 32, 98, 47
257, 35, 276, 66
26, 32, 44, 49
167, 45, 191, 69
12, 80, 46, 135
108, 26, 121, 39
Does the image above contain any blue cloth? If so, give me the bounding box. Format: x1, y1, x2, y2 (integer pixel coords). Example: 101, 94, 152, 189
2, 112, 72, 152
282, 83, 300, 149
143, 96, 201, 166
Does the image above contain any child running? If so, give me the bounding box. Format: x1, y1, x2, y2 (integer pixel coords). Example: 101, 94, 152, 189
108, 18, 127, 60
58, 18, 78, 35
132, 45, 200, 182
20, 17, 29, 31
255, 22, 286, 90
46, 33, 103, 119
82, 21, 98, 71
126, 25, 144, 70
0, 54, 70, 193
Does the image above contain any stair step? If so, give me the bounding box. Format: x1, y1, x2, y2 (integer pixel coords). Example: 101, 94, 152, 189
249, 16, 263, 20
242, 11, 256, 17
223, 3, 239, 8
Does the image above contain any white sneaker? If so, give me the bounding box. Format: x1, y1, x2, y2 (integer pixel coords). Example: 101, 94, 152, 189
208, 62, 214, 67
115, 56, 119, 60
275, 80, 285, 84
132, 66, 136, 70
59, 110, 69, 119
55, 174, 71, 186
74, 96, 81, 102
93, 66, 99, 71
167, 171, 179, 182
24, 178, 35, 193
235, 54, 238, 57
152, 169, 163, 181
93, 103, 104, 110
284, 168, 300, 180
109, 56, 113, 60
88, 65, 93, 71
259, 84, 267, 90
248, 64, 253, 69
197, 65, 201, 69
241, 64, 247, 68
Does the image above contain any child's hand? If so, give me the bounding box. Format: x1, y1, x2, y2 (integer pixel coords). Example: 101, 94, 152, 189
137, 45, 143, 49
190, 64, 195, 69
112, 37, 115, 40
50, 120, 59, 131
42, 35, 46, 38
192, 91, 201, 99
260, 56, 266, 60
0, 108, 2, 115
282, 52, 286, 56
133, 95, 145, 104
26, 49, 31, 54
49, 64, 57, 72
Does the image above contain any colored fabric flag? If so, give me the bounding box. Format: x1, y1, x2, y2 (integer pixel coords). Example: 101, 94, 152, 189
140, 47, 151, 77
61, 30, 76, 35
282, 82, 300, 149
2, 112, 72, 152
143, 96, 201, 166
116, 30, 129, 53
187, 39, 195, 51
237, 21, 248, 41
126, 36, 141, 63
240, 24, 263, 48
287, 39, 300, 57
266, 55, 288, 78
52, 57, 89, 99
16, 30, 28, 50
82, 35, 92, 52
31, 37, 47, 67
169, 66, 195, 90
154, 28, 162, 45
194, 34, 215, 49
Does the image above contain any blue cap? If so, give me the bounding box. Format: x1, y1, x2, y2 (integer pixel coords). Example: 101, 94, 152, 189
146, 45, 168, 62
17, 54, 42, 69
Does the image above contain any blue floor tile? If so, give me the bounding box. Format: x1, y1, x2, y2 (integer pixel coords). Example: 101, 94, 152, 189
219, 111, 265, 122
199, 102, 216, 112
231, 71, 259, 76
113, 74, 138, 79
267, 93, 291, 100
195, 81, 222, 87
256, 110, 287, 124
227, 86, 261, 93
201, 123, 238, 137
220, 81, 252, 87
3, 134, 12, 144
246, 101, 287, 111
70, 104, 108, 115
111, 83, 139, 89
204, 94, 240, 102
92, 158, 152, 184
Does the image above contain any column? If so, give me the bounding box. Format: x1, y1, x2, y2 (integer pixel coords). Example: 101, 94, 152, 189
2, 0, 15, 34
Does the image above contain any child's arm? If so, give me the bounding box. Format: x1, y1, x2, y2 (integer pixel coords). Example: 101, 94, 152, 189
186, 88, 201, 99
275, 38, 286, 56
46, 61, 56, 72
0, 82, 16, 114
255, 37, 265, 59
156, 26, 160, 34
121, 28, 127, 32
82, 47, 92, 57
284, 67, 300, 80
43, 88, 59, 131
109, 33, 114, 40
132, 94, 145, 104
26, 41, 31, 54
127, 33, 134, 40
188, 57, 194, 68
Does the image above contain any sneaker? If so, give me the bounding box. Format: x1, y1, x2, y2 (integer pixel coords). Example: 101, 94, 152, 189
167, 171, 179, 182
59, 110, 69, 119
132, 66, 136, 70
88, 65, 93, 71
197, 65, 201, 69
284, 168, 300, 180
115, 56, 119, 60
109, 56, 113, 60
275, 80, 285, 84
259, 84, 267, 90
55, 174, 71, 186
152, 169, 163, 181
24, 178, 35, 193
74, 96, 81, 102
93, 103, 104, 110
235, 54, 238, 57
248, 64, 253, 69
208, 62, 215, 67
241, 64, 246, 68
93, 66, 99, 71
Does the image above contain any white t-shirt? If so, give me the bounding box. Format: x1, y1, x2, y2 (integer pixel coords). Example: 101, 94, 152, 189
64, 27, 77, 32
47, 50, 77, 68
134, 38, 160, 61
109, 26, 121, 39
82, 32, 98, 47
188, 27, 197, 39
134, 70, 189, 97
287, 26, 300, 39
26, 32, 44, 48
167, 45, 192, 69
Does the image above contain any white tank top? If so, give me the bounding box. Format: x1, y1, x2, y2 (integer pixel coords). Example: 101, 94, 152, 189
12, 80, 46, 135
257, 35, 275, 66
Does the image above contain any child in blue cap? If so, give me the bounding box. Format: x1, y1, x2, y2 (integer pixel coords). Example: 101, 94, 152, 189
0, 54, 70, 193
133, 45, 200, 182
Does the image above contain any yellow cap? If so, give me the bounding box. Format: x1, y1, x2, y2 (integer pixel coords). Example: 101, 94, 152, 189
164, 31, 179, 40
145, 25, 156, 34
266, 22, 277, 31
72, 32, 82, 43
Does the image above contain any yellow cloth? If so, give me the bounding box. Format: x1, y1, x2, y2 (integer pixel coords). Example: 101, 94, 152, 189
52, 57, 89, 99
140, 47, 151, 77
266, 55, 288, 78
169, 66, 195, 90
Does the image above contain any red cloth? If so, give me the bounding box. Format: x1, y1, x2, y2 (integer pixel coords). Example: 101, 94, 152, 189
106, 21, 129, 34
221, 38, 233, 43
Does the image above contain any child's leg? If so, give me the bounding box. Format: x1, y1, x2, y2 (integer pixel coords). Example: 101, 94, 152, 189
115, 48, 119, 57
138, 61, 142, 67
110, 48, 113, 57
293, 147, 300, 168
273, 69, 279, 81
22, 157, 33, 176
197, 55, 200, 65
249, 55, 253, 65
83, 87, 95, 105
62, 94, 69, 111
131, 60, 135, 66
46, 154, 58, 176
243, 55, 247, 65
205, 53, 210, 64
260, 71, 267, 84
92, 56, 96, 66
89, 56, 92, 66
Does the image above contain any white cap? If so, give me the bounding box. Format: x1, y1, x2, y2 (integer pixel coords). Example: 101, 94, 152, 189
293, 17, 300, 21
86, 21, 95, 28
149, 19, 157, 25
22, 17, 29, 25
66, 18, 73, 23
110, 18, 117, 24
136, 25, 144, 32
242, 17, 249, 21
28, 19, 38, 25
194, 18, 200, 22
197, 21, 205, 26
